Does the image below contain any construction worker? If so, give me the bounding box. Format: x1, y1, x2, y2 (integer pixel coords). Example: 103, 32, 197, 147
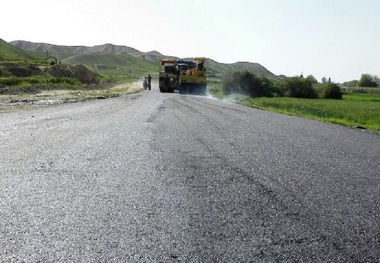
147, 74, 152, 90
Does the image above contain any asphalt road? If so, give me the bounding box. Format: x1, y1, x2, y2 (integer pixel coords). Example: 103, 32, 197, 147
1, 88, 379, 262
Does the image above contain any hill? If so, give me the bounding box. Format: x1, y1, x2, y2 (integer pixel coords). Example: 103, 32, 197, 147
11, 41, 163, 63
230, 62, 278, 80
10, 40, 88, 60
10, 40, 279, 79
0, 39, 36, 61
11, 41, 159, 76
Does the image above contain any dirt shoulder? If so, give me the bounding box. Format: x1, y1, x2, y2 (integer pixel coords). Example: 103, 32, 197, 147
0, 82, 144, 113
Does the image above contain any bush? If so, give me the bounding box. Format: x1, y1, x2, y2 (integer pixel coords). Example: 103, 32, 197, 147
222, 71, 275, 97
317, 83, 343, 99
280, 77, 317, 99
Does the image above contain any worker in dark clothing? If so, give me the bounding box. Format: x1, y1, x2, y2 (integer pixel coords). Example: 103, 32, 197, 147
164, 74, 170, 90
147, 74, 152, 90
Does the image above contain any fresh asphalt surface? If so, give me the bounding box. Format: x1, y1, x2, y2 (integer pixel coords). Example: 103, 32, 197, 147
1, 87, 379, 262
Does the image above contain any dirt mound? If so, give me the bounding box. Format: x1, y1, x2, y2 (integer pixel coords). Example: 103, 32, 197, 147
0, 62, 100, 84
46, 64, 99, 84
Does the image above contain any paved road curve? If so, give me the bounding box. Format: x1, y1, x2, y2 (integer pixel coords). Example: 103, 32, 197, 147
1, 90, 379, 262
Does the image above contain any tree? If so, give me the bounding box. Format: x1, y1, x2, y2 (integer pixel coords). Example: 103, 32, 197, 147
358, 74, 378, 87
306, 75, 318, 84
373, 75, 380, 86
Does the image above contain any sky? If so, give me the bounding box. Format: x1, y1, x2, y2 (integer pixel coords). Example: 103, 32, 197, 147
1, 0, 379, 82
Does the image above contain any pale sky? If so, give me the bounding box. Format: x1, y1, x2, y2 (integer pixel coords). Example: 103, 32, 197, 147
2, 0, 379, 82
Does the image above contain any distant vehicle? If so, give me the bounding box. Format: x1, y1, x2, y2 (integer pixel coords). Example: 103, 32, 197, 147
159, 57, 207, 95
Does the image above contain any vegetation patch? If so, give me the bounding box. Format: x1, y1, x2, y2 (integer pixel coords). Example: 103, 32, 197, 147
208, 71, 380, 132
0, 76, 81, 88
227, 94, 380, 131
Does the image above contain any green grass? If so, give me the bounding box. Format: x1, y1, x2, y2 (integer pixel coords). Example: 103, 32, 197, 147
207, 82, 380, 131
98, 72, 145, 84
0, 76, 81, 87
207, 83, 224, 99
64, 53, 157, 76
0, 39, 37, 61
235, 93, 380, 131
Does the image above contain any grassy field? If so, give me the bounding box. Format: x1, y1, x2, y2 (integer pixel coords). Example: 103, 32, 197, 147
233, 93, 380, 131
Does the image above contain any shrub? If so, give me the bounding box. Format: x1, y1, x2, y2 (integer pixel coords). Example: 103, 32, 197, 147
222, 71, 275, 97
280, 77, 317, 99
317, 83, 343, 99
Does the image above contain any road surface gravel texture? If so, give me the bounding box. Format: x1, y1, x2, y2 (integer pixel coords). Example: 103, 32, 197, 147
0, 88, 379, 262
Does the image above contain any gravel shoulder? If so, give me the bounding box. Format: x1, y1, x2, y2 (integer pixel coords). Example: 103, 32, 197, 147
0, 82, 144, 113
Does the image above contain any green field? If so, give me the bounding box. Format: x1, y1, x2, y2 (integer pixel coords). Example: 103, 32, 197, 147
233, 93, 380, 131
